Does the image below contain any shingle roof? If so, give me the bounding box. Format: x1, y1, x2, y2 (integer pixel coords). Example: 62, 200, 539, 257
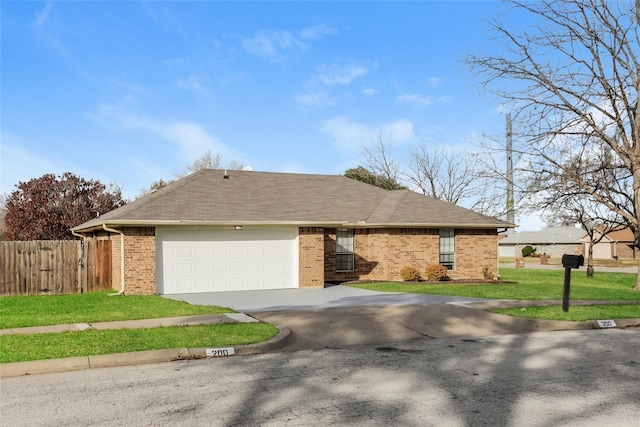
72, 170, 513, 231
499, 227, 585, 245
592, 226, 634, 242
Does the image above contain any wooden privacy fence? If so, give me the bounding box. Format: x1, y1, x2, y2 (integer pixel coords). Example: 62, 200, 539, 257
0, 240, 112, 296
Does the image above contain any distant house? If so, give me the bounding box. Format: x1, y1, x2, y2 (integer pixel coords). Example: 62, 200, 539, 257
498, 227, 584, 258
71, 170, 514, 295
580, 227, 636, 259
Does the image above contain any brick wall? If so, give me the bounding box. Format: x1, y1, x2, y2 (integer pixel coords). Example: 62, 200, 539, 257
122, 227, 156, 295
615, 243, 636, 259
298, 227, 325, 287
453, 229, 498, 280
323, 227, 498, 282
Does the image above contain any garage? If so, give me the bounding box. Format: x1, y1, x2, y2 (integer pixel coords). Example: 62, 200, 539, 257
156, 227, 299, 294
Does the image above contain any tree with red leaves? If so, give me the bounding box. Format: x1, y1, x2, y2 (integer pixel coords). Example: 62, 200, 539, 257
3, 173, 126, 240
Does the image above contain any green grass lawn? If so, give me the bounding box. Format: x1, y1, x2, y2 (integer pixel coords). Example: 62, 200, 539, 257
491, 304, 640, 322
0, 291, 279, 364
350, 268, 640, 301
0, 290, 234, 329
350, 268, 639, 321
0, 323, 278, 364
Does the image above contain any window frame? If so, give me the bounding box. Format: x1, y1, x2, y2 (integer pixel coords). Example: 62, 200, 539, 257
335, 228, 355, 272
439, 228, 455, 270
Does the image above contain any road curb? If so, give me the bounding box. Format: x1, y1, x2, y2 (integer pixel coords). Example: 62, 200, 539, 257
0, 326, 291, 379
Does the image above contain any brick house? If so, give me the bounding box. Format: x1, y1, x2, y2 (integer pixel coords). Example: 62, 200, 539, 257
71, 170, 513, 295
580, 226, 636, 259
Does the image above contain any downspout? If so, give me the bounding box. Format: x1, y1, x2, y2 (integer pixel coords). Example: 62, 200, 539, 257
103, 224, 125, 295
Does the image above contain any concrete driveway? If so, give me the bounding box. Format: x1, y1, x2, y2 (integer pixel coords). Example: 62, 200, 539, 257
165, 286, 591, 352
164, 285, 492, 312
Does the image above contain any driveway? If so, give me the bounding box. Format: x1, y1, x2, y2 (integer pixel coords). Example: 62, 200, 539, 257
164, 285, 492, 312
165, 286, 589, 352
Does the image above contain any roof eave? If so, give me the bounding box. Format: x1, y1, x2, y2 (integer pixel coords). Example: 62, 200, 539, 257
72, 219, 515, 233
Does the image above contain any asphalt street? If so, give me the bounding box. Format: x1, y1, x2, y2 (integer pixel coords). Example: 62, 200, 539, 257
2, 329, 639, 426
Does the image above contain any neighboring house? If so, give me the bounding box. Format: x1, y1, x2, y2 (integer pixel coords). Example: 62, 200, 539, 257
581, 227, 636, 259
498, 227, 584, 258
71, 170, 514, 295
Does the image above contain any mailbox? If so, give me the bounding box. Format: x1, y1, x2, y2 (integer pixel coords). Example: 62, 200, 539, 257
562, 254, 584, 269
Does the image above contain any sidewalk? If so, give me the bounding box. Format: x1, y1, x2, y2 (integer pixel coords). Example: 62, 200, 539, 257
0, 313, 259, 336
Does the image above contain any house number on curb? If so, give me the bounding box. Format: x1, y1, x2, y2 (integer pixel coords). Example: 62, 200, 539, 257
206, 347, 235, 357
596, 320, 617, 328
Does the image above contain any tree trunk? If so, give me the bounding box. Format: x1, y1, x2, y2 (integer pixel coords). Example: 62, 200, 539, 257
635, 227, 640, 291
587, 237, 594, 277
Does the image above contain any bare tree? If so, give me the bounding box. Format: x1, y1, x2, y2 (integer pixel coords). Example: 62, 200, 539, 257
139, 150, 245, 197
406, 143, 506, 216
360, 133, 403, 189
467, 0, 640, 288
176, 149, 245, 178
361, 135, 508, 217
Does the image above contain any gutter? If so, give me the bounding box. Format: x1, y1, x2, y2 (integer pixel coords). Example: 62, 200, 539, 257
103, 224, 125, 296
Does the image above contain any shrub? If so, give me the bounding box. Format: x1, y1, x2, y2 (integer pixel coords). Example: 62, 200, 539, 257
522, 245, 536, 257
400, 266, 422, 282
482, 266, 493, 280
424, 264, 449, 281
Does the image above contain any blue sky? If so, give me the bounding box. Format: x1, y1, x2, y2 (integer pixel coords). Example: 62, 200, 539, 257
1, 1, 545, 230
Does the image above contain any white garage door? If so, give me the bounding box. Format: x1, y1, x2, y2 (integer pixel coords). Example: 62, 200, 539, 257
157, 227, 299, 294
589, 242, 612, 259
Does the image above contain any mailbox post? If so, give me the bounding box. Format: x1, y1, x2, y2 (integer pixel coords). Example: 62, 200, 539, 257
561, 254, 584, 312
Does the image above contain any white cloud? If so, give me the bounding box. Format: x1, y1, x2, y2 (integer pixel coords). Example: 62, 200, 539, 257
295, 60, 370, 110
321, 116, 415, 155
297, 24, 337, 41
316, 61, 369, 86
241, 30, 307, 62
87, 102, 231, 162
384, 119, 415, 142
241, 24, 337, 62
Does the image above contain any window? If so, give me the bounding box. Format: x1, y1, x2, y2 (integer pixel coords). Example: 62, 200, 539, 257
336, 228, 354, 271
439, 229, 455, 270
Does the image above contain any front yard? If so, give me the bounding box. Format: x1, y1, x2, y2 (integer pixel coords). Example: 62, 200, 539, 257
0, 291, 277, 364
350, 268, 640, 321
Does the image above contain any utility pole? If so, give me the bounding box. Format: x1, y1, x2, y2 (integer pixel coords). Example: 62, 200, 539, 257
506, 113, 515, 235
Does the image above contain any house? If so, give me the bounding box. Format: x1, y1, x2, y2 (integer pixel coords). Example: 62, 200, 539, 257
498, 227, 584, 258
580, 227, 636, 259
71, 170, 514, 295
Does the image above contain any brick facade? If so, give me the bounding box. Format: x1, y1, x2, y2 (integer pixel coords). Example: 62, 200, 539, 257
454, 229, 499, 280
320, 227, 498, 282
122, 227, 156, 295
298, 227, 325, 287
87, 227, 156, 295
93, 225, 498, 295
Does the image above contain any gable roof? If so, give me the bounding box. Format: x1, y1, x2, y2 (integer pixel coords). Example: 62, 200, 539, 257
582, 226, 635, 242
72, 170, 513, 231
499, 227, 585, 245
